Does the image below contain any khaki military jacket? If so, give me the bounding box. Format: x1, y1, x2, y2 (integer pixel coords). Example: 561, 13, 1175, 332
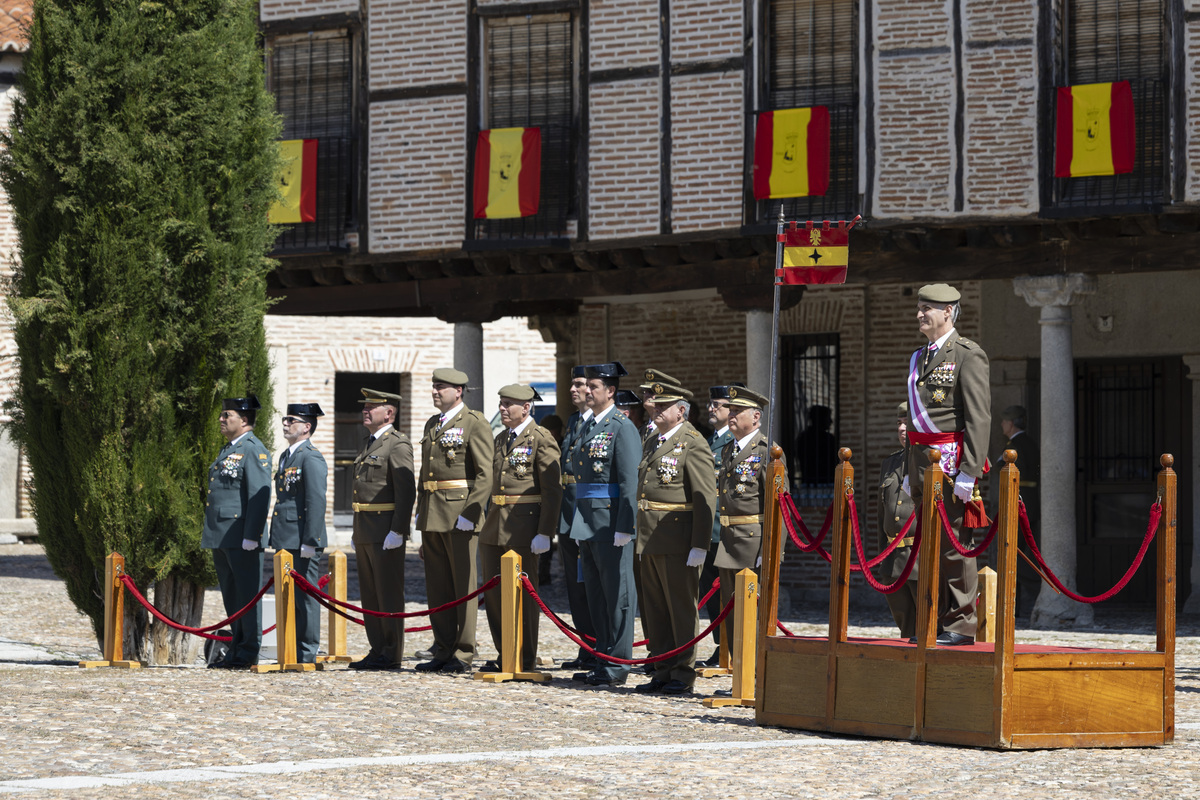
352, 427, 416, 543
481, 422, 563, 548
416, 406, 493, 532
906, 332, 991, 490
635, 422, 717, 556
714, 430, 774, 570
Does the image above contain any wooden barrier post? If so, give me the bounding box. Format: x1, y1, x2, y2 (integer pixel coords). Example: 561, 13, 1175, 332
80, 553, 143, 669
253, 550, 315, 673
1156, 454, 1177, 742
316, 550, 354, 668
976, 567, 997, 644
754, 444, 787, 712
703, 568, 757, 708
475, 550, 551, 684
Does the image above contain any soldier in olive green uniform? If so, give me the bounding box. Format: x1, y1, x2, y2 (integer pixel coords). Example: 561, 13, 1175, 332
635, 377, 717, 695
269, 403, 328, 664
415, 368, 493, 673
479, 384, 563, 672
350, 389, 416, 670
699, 385, 738, 665
879, 402, 918, 639
906, 283, 991, 645
203, 396, 272, 669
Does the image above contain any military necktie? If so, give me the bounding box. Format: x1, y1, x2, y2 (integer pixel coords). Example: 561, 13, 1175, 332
278, 449, 290, 471
507, 430, 517, 453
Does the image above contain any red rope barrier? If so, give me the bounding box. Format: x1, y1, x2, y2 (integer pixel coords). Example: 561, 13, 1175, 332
291, 570, 500, 618
780, 491, 919, 578
776, 620, 795, 636
934, 498, 999, 558
522, 575, 734, 666
1019, 500, 1161, 603
847, 494, 923, 594
120, 574, 274, 641
779, 493, 834, 556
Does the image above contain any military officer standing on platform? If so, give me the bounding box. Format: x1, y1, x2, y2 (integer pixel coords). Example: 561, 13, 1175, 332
479, 384, 563, 672
350, 389, 416, 671
905, 283, 991, 646
699, 385, 737, 666
712, 386, 775, 648
569, 362, 641, 686
269, 403, 328, 664
203, 396, 271, 670
557, 366, 595, 671
635, 376, 717, 696
416, 368, 493, 674
879, 401, 918, 639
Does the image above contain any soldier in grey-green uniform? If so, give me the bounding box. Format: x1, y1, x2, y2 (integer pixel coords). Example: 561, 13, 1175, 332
906, 283, 990, 645
415, 368, 493, 673
268, 403, 328, 664
203, 396, 271, 669
635, 377, 717, 696
880, 401, 918, 639
557, 365, 595, 671
349, 388, 416, 671
479, 384, 563, 672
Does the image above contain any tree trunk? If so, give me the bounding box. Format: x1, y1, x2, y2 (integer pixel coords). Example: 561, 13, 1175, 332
150, 572, 206, 665
121, 596, 149, 662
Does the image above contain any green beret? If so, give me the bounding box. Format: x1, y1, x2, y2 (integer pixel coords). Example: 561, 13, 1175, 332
640, 369, 682, 391
432, 367, 469, 386
727, 386, 768, 409
359, 388, 401, 405
917, 283, 961, 304
498, 383, 537, 402
896, 401, 908, 418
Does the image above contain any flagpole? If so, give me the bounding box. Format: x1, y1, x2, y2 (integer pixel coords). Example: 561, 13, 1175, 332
765, 207, 785, 447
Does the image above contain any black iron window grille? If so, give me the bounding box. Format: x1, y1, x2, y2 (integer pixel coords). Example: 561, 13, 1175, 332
753, 0, 860, 225
1047, 0, 1168, 213
269, 32, 355, 253
470, 14, 575, 243
781, 332, 841, 507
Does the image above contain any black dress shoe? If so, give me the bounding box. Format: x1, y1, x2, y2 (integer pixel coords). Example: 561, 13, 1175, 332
415, 659, 449, 673
560, 658, 588, 670
635, 679, 667, 694
700, 649, 721, 667
207, 660, 230, 670
439, 660, 471, 674
935, 632, 974, 646
906, 636, 918, 644
222, 661, 252, 671
479, 660, 501, 673
712, 688, 733, 698
414, 648, 434, 659
641, 663, 655, 675
581, 671, 625, 687
660, 679, 694, 696
349, 653, 386, 671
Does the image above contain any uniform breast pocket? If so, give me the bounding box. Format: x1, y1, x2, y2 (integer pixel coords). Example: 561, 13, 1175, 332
443, 489, 468, 502
284, 508, 298, 522
218, 508, 238, 521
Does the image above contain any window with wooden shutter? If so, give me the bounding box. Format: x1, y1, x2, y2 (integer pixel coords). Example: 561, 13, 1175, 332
269, 31, 355, 252
754, 0, 859, 224
1048, 0, 1168, 213
471, 14, 575, 243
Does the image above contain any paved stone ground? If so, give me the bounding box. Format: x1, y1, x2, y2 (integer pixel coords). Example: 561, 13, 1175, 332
2, 541, 1199, 799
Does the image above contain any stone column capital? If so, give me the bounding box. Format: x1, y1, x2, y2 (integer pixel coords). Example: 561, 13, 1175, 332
1013, 274, 1097, 308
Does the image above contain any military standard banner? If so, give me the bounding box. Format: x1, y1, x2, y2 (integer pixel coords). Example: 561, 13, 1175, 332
268, 139, 318, 224
1054, 81, 1135, 178
778, 224, 850, 286
752, 107, 830, 200
473, 127, 541, 219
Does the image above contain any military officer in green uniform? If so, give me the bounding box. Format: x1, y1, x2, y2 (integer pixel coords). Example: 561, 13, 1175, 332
879, 401, 918, 639
712, 386, 776, 663
203, 396, 271, 669
905, 283, 991, 646
699, 385, 737, 666
635, 376, 717, 695
415, 368, 493, 673
479, 384, 563, 672
556, 366, 595, 671
268, 403, 328, 664
569, 362, 641, 686
350, 389, 416, 671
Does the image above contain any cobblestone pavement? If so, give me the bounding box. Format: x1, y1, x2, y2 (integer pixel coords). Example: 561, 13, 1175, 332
2, 542, 1199, 799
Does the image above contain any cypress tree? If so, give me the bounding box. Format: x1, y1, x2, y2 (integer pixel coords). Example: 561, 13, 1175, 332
0, 0, 281, 662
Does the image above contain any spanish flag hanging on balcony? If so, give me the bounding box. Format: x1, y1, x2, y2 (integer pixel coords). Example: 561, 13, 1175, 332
473, 127, 541, 219
1054, 81, 1135, 178
753, 107, 830, 200
268, 139, 317, 224
777, 219, 857, 286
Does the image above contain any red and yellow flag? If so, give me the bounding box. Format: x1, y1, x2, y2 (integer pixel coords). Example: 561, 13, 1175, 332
473, 127, 541, 219
269, 139, 317, 224
1054, 81, 1135, 178
753, 107, 830, 200
779, 225, 849, 285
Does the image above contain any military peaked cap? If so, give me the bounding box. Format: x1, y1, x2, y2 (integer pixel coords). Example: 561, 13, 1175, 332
640, 369, 681, 390
359, 388, 402, 404
286, 403, 325, 417
647, 380, 693, 403
222, 396, 260, 412
727, 386, 768, 409
709, 382, 747, 400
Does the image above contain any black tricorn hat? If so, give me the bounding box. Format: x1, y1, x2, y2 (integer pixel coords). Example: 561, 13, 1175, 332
222, 396, 261, 412
286, 402, 325, 418
571, 365, 587, 379
614, 390, 640, 407
583, 361, 628, 379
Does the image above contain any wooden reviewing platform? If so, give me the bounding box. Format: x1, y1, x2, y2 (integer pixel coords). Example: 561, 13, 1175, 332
755, 446, 1176, 750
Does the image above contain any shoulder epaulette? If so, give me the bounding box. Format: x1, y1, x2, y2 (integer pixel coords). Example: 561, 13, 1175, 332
955, 336, 977, 349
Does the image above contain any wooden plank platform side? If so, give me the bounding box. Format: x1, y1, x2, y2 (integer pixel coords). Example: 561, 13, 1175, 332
833, 656, 917, 728
760, 650, 828, 721
923, 663, 994, 734
1013, 651, 1168, 670
1011, 668, 1166, 743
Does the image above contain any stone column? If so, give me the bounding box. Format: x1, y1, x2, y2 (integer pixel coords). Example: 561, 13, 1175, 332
454, 321, 485, 411
746, 309, 772, 393
530, 313, 581, 421
1014, 274, 1096, 628
1183, 356, 1200, 615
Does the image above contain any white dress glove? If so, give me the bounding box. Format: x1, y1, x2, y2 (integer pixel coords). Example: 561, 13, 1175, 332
755, 555, 763, 569
686, 547, 707, 568
241, 538, 258, 551
901, 474, 911, 497
612, 532, 633, 547
530, 534, 551, 554
382, 531, 405, 550
454, 515, 474, 531
953, 472, 976, 503
300, 544, 316, 559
